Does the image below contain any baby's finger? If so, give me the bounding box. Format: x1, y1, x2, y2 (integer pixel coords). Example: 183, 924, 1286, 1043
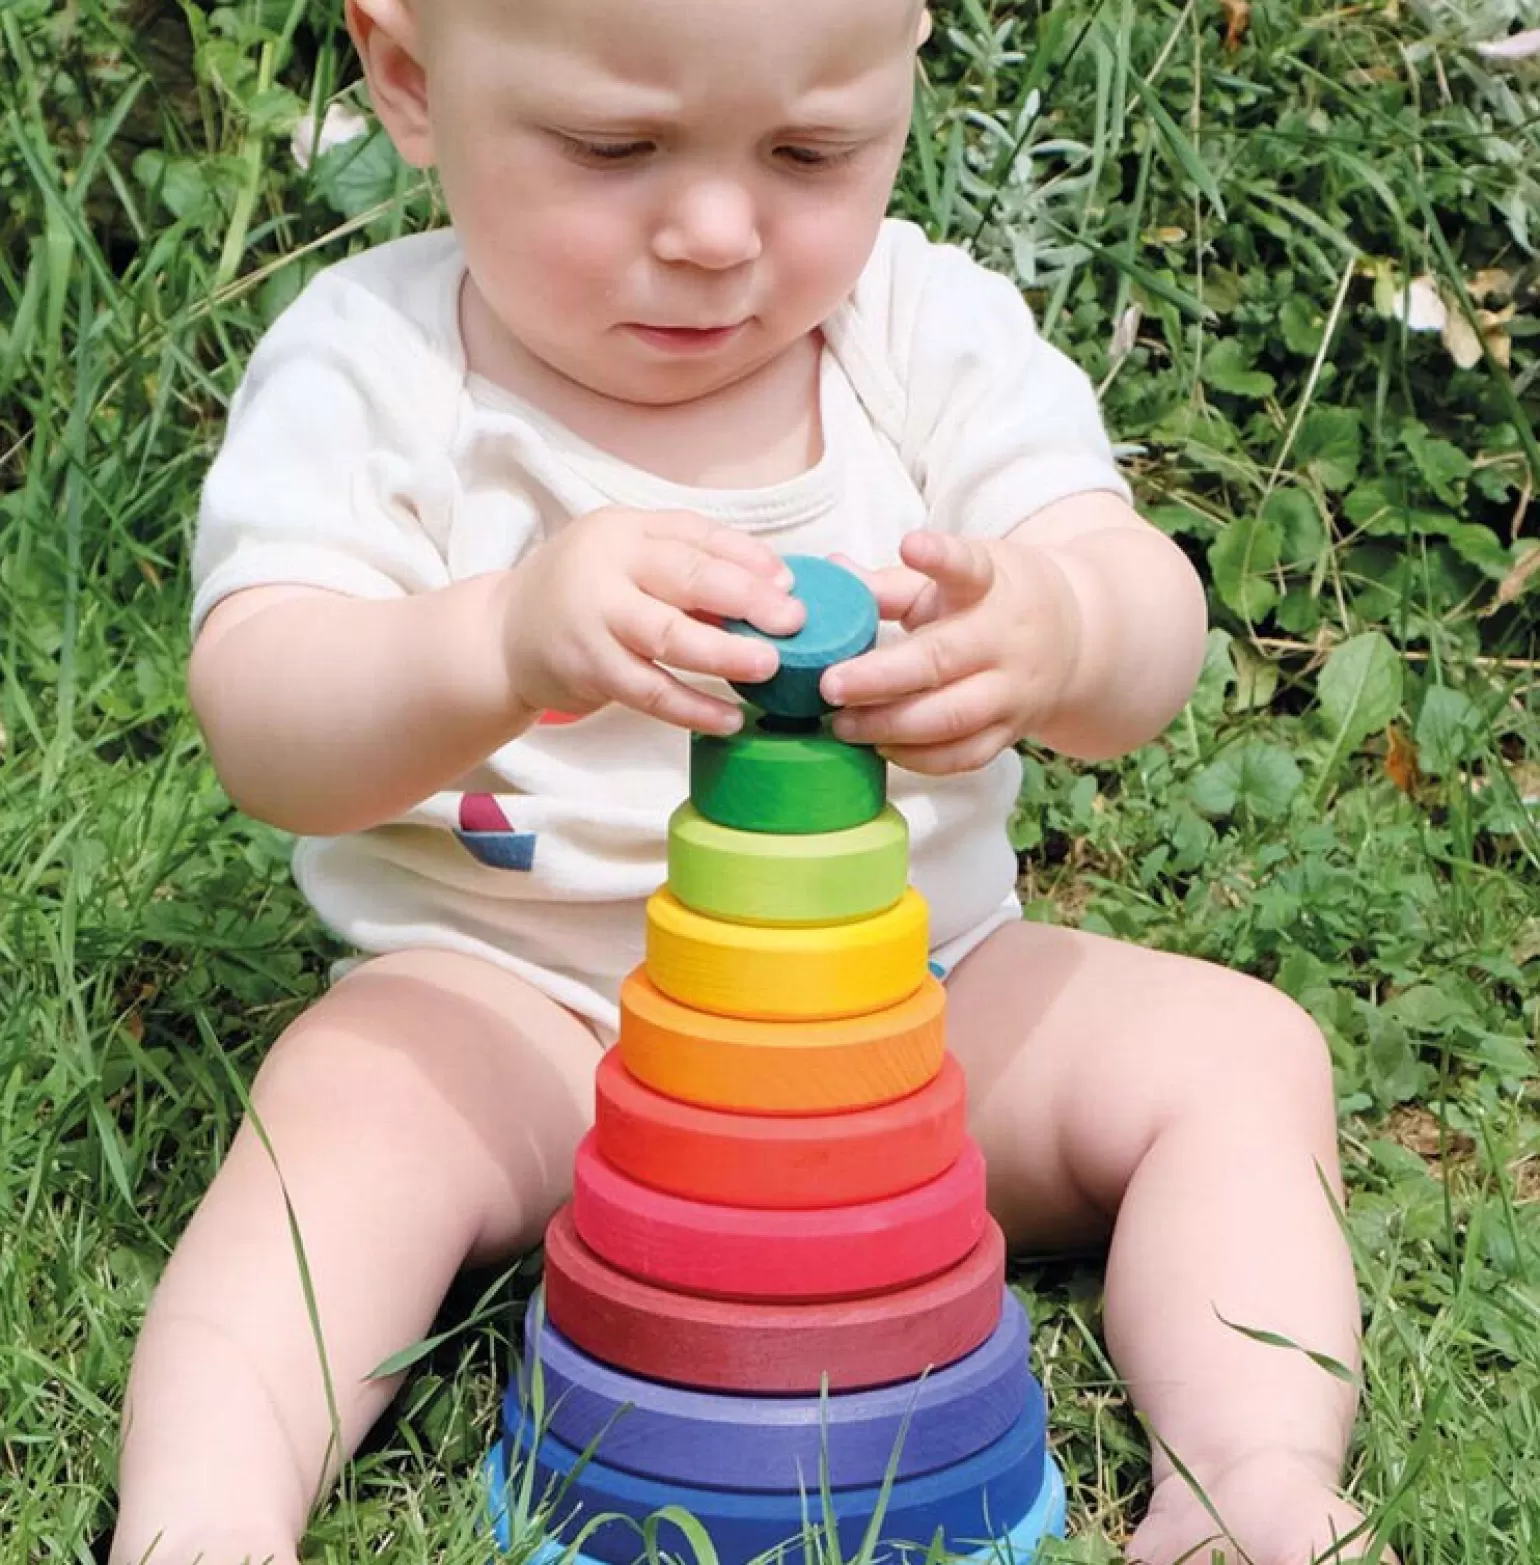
613, 591, 781, 686
880, 722, 1018, 778
637, 542, 804, 637
828, 553, 931, 623
900, 532, 996, 604
820, 618, 986, 710
829, 669, 1009, 750
648, 511, 793, 587
601, 647, 747, 735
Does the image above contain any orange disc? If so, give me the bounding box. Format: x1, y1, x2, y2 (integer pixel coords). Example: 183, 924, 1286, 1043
595, 1051, 969, 1208
617, 967, 947, 1114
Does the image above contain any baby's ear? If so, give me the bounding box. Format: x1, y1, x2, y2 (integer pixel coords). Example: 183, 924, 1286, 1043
917, 7, 934, 47
345, 0, 435, 168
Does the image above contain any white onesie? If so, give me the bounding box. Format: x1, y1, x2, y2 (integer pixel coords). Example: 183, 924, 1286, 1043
193, 218, 1130, 1040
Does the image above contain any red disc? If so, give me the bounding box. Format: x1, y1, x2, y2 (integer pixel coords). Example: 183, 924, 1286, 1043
594, 1051, 968, 1209
572, 1134, 987, 1301
544, 1203, 1006, 1392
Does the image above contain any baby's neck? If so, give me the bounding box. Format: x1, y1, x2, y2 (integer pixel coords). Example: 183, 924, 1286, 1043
461, 282, 824, 491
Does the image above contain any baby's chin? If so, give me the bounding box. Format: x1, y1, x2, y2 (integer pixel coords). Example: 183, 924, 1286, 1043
572, 327, 796, 408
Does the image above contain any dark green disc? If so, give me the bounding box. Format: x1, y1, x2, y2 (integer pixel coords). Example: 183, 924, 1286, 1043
690, 713, 886, 835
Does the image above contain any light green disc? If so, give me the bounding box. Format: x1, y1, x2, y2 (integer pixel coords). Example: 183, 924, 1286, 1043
667, 804, 909, 926
690, 713, 886, 835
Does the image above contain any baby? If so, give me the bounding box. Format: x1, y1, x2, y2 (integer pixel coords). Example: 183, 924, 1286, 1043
110, 2, 1389, 1563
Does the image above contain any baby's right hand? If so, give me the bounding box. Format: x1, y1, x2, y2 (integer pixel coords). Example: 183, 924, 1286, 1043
498, 506, 804, 733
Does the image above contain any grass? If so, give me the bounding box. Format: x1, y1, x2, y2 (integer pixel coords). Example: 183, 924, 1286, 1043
1, 0, 1537, 1561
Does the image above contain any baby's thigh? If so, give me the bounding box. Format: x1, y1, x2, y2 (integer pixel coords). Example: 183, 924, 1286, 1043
250, 948, 603, 1261
945, 921, 1332, 1246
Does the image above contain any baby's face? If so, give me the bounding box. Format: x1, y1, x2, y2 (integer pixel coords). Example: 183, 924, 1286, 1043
402, 0, 925, 406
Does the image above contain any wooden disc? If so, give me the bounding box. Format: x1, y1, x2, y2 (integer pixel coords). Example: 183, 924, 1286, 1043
485, 1441, 1066, 1565
618, 968, 947, 1114
572, 1136, 986, 1300
646, 887, 928, 1021
523, 1296, 1031, 1491
668, 802, 909, 926
505, 1383, 1046, 1564
543, 1206, 1005, 1392
595, 1051, 968, 1208
691, 718, 885, 835
727, 555, 879, 719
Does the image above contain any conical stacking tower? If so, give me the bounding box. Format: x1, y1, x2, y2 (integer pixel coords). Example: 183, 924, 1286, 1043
493, 558, 1064, 1564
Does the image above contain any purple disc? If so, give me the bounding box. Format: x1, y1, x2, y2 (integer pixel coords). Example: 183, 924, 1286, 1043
518, 1288, 1031, 1491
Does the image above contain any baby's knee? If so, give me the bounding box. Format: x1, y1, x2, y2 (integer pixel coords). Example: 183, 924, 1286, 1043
1177, 973, 1336, 1128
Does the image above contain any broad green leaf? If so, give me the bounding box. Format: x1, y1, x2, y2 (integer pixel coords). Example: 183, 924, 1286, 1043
1191, 742, 1303, 820
1385, 983, 1473, 1034
1208, 511, 1283, 620
314, 126, 404, 219
1263, 487, 1327, 567
1317, 633, 1402, 747
1401, 420, 1473, 504
1202, 337, 1277, 399
1295, 407, 1363, 492
1416, 686, 1487, 774
1280, 295, 1326, 356
1440, 523, 1513, 582
1188, 627, 1237, 724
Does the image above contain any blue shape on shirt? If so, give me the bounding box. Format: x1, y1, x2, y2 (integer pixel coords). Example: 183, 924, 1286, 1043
456, 830, 538, 872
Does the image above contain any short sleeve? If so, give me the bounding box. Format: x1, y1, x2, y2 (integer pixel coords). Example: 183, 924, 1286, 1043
879, 227, 1131, 539
191, 265, 463, 636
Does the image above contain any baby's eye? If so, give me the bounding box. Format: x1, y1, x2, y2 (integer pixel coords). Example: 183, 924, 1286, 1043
559, 135, 654, 166
776, 145, 855, 171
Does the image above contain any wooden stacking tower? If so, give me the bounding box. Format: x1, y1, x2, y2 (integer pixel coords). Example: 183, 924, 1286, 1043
492, 558, 1064, 1564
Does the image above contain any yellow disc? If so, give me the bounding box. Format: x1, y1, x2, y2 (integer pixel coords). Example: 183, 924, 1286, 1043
645, 887, 930, 1021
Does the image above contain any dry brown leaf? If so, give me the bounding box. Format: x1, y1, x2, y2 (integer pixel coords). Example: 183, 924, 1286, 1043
1495, 545, 1540, 607
1468, 267, 1516, 304
1221, 0, 1252, 50
1384, 724, 1422, 797
1383, 1105, 1475, 1166
1441, 300, 1515, 369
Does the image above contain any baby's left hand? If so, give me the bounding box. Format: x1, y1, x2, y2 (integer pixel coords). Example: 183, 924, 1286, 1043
822, 531, 1080, 776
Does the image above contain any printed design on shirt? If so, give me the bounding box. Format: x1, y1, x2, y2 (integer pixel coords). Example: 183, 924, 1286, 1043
455, 793, 538, 872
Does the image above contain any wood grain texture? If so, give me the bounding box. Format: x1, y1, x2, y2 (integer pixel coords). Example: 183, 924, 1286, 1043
505, 1383, 1047, 1564
594, 1050, 968, 1208
667, 802, 908, 926
618, 968, 947, 1114
645, 887, 929, 1020
726, 555, 879, 720
690, 719, 885, 835
571, 1135, 986, 1300
523, 1296, 1031, 1490
542, 1206, 1006, 1392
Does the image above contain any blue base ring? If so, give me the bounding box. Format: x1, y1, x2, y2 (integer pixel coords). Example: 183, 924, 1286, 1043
486, 1441, 1065, 1563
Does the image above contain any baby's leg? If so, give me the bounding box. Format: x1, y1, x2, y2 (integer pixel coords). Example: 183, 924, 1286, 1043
111, 949, 601, 1565
946, 921, 1390, 1565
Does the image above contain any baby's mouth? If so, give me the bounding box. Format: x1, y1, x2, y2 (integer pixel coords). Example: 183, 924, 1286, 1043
625, 321, 748, 353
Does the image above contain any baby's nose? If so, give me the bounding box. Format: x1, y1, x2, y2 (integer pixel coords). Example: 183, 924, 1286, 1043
654, 179, 764, 271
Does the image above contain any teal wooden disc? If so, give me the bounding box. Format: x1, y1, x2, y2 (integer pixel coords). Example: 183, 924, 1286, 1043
691, 714, 886, 835
668, 804, 908, 926
728, 555, 878, 719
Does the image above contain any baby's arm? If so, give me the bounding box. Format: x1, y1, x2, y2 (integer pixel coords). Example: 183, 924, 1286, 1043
188, 574, 534, 837
997, 489, 1208, 760
190, 509, 800, 838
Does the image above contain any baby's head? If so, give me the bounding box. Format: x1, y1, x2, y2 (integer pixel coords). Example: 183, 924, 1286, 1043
347, 0, 929, 406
